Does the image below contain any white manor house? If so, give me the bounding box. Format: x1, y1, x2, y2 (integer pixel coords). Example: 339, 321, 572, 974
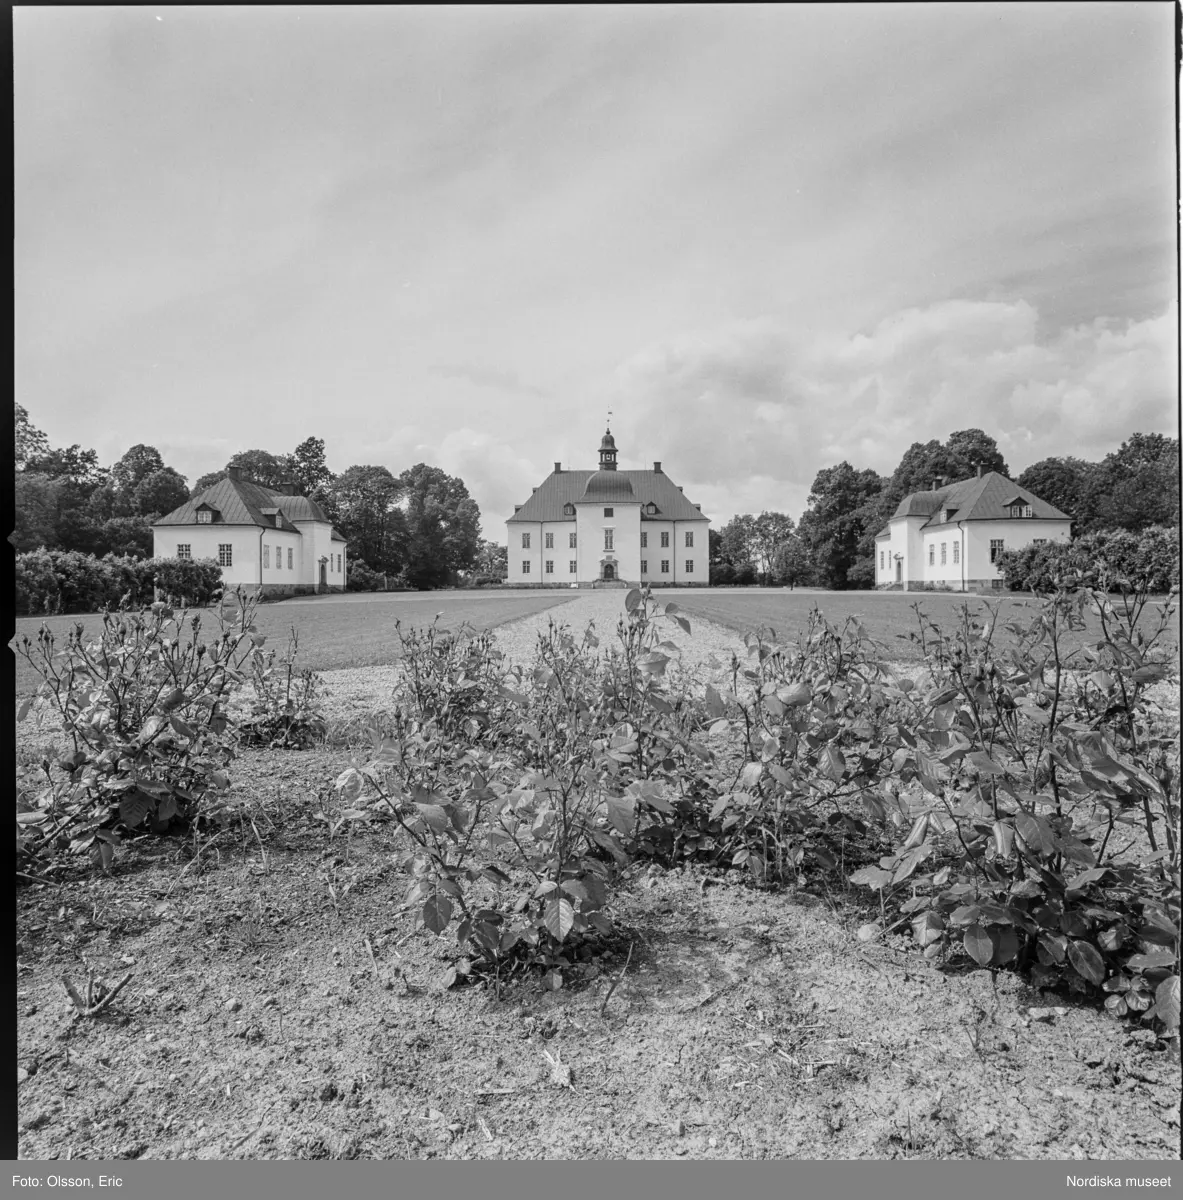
152, 465, 348, 597
506, 429, 711, 587
874, 469, 1071, 592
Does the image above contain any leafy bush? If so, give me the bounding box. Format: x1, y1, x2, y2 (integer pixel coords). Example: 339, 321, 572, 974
999, 527, 1180, 595
846, 578, 1179, 1031
14, 549, 224, 614
149, 557, 223, 607
236, 627, 327, 748
15, 588, 326, 870
346, 559, 385, 592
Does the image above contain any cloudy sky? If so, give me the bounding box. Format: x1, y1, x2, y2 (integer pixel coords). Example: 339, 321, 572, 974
15, 4, 1178, 539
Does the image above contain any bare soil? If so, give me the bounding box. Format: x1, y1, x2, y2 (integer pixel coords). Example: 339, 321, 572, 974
16, 747, 1181, 1161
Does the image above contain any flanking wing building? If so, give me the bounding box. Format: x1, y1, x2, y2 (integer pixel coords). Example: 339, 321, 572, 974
506, 429, 710, 587
874, 469, 1071, 592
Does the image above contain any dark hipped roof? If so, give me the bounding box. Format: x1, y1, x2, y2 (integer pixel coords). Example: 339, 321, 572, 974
509, 468, 709, 523
891, 471, 1071, 527
153, 475, 347, 544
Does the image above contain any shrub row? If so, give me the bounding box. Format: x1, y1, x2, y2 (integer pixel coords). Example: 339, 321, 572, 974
15, 549, 223, 615
998, 526, 1180, 595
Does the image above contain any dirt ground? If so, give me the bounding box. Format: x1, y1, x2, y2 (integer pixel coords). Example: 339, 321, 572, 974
16, 746, 1181, 1161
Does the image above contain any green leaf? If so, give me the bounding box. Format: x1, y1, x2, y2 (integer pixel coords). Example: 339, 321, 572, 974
169, 715, 195, 740
415, 803, 450, 834
912, 911, 945, 947
422, 894, 453, 936
705, 685, 726, 718
119, 792, 154, 829
1152, 975, 1180, 1031
1125, 950, 1177, 972
849, 866, 893, 891
779, 682, 812, 708
963, 924, 993, 966
1015, 812, 1056, 857
560, 880, 589, 904
991, 927, 1020, 964
544, 897, 575, 942
335, 768, 363, 802
17, 697, 32, 723
604, 796, 634, 837
968, 750, 1005, 776
1067, 939, 1106, 986
819, 746, 846, 783
625, 589, 643, 613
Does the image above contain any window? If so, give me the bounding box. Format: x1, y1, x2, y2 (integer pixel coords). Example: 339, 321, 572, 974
545, 533, 554, 549
522, 561, 531, 574
218, 544, 233, 567
940, 543, 947, 565
177, 544, 191, 560
952, 542, 959, 564
196, 510, 212, 524
641, 532, 648, 548
263, 545, 270, 569
604, 508, 614, 518
276, 545, 282, 567
569, 561, 577, 574
928, 545, 935, 566
521, 533, 531, 549
288, 548, 293, 570
685, 559, 694, 574
545, 560, 554, 574
604, 529, 614, 551
569, 532, 577, 549
1009, 504, 1033, 519
641, 560, 648, 574
660, 532, 670, 548
685, 532, 694, 548
661, 560, 670, 574
991, 578, 1004, 590
879, 551, 885, 569
990, 539, 1004, 563
563, 503, 575, 517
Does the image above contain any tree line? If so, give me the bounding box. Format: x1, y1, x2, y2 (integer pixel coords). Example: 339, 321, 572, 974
14, 405, 485, 590
711, 428, 1180, 589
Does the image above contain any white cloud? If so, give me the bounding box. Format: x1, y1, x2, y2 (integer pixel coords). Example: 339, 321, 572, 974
612, 300, 1178, 524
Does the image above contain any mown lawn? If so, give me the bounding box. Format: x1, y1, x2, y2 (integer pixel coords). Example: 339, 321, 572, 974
11, 591, 581, 697
652, 588, 1181, 664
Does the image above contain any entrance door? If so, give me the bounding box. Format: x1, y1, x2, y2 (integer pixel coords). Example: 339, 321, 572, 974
603, 563, 615, 581
895, 558, 902, 583
320, 561, 327, 588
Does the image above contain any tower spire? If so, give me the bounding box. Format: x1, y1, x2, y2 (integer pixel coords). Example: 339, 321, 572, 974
598, 424, 618, 472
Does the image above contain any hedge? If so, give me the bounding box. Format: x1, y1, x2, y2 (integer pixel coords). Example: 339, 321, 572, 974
14, 550, 223, 615
997, 526, 1180, 595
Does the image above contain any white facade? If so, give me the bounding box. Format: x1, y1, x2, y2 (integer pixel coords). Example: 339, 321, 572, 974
874, 474, 1071, 592
151, 472, 347, 597
506, 432, 709, 587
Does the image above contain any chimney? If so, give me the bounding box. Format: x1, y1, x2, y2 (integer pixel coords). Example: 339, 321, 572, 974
654, 461, 662, 473
554, 462, 562, 473
976, 464, 983, 478
227, 465, 242, 482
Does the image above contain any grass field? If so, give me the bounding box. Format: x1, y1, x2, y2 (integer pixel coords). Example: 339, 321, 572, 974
10, 590, 581, 697
12, 586, 1178, 697
652, 587, 1181, 664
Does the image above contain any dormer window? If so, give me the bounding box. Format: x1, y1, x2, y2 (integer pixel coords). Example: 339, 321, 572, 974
645, 502, 658, 516
196, 509, 213, 524
562, 503, 575, 517
1009, 504, 1032, 518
